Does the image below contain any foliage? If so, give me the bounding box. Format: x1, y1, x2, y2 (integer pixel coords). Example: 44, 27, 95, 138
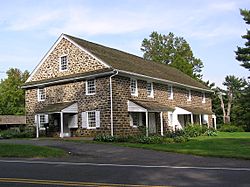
235, 9, 250, 72
94, 134, 187, 144
0, 68, 29, 115
204, 129, 218, 136
0, 126, 35, 139
141, 31, 204, 80
216, 75, 246, 124
0, 143, 66, 158
218, 124, 245, 132
116, 132, 250, 160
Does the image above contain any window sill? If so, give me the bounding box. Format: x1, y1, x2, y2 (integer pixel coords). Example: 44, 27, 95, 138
86, 93, 96, 96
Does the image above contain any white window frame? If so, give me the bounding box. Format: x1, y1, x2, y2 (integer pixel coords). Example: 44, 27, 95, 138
202, 92, 206, 103
168, 85, 173, 100
37, 114, 48, 130
87, 111, 96, 129
147, 82, 154, 98
37, 88, 46, 102
59, 55, 68, 71
130, 79, 138, 96
187, 89, 192, 101
129, 112, 142, 128
86, 79, 96, 95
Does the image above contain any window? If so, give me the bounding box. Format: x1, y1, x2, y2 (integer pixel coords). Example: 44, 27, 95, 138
86, 79, 96, 95
87, 111, 96, 128
130, 113, 142, 127
82, 111, 100, 129
130, 79, 138, 96
167, 85, 173, 99
37, 88, 46, 101
35, 114, 48, 129
147, 82, 154, 97
202, 93, 206, 103
60, 55, 68, 71
187, 90, 192, 101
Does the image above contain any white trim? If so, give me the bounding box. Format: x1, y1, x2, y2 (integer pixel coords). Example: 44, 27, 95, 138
160, 112, 163, 136
147, 82, 154, 98
202, 92, 206, 103
168, 85, 173, 100
187, 89, 192, 102
59, 55, 68, 72
23, 71, 114, 89
86, 79, 96, 95
37, 88, 46, 102
86, 110, 98, 129
145, 111, 149, 137
118, 69, 213, 93
26, 34, 110, 83
130, 78, 138, 96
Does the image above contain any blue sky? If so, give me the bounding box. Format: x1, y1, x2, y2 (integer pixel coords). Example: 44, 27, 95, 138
0, 0, 249, 87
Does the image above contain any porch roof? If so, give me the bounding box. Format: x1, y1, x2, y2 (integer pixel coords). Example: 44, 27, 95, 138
36, 102, 77, 114
129, 100, 174, 112
178, 106, 213, 115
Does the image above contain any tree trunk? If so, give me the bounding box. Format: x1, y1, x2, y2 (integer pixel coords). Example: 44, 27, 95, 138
226, 91, 233, 124
218, 93, 226, 124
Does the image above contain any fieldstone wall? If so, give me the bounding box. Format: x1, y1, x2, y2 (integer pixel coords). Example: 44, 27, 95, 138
26, 77, 111, 137
29, 38, 107, 82
111, 75, 213, 135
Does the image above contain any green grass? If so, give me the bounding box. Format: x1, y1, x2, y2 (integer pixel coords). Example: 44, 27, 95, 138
0, 144, 66, 158
116, 132, 250, 159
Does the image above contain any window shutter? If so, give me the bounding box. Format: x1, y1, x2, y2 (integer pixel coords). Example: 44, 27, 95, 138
45, 114, 49, 123
129, 114, 133, 127
95, 111, 100, 128
82, 112, 87, 128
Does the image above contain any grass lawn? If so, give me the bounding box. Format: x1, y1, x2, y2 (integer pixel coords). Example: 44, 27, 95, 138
0, 143, 66, 158
116, 132, 250, 159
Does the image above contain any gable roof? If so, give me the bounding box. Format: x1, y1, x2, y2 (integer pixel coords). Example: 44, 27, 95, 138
64, 34, 211, 92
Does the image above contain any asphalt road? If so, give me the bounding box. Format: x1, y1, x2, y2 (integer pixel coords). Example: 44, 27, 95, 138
0, 139, 250, 186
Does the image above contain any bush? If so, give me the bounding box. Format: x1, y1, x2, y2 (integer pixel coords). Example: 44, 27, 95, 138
173, 136, 188, 143
204, 129, 218, 136
0, 126, 36, 139
93, 134, 116, 142
219, 124, 244, 132
184, 124, 203, 137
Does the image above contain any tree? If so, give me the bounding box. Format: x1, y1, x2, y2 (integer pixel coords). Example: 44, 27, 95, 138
141, 31, 204, 79
216, 75, 246, 124
235, 9, 250, 72
0, 68, 29, 115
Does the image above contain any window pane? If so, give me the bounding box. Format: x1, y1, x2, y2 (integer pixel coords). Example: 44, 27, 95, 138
39, 88, 45, 101
88, 111, 96, 128
87, 80, 96, 94
60, 56, 68, 71
130, 79, 137, 95
147, 83, 152, 96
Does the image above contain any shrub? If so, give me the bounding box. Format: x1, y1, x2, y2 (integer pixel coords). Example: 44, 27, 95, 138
173, 136, 188, 143
219, 124, 244, 132
204, 129, 218, 136
93, 134, 116, 142
184, 124, 203, 137
0, 127, 35, 139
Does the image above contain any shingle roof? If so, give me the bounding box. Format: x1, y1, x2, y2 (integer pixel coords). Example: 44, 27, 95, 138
179, 106, 214, 115
37, 102, 76, 113
131, 99, 174, 112
65, 34, 210, 91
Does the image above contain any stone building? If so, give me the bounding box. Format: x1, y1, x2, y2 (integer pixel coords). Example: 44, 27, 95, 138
23, 34, 216, 138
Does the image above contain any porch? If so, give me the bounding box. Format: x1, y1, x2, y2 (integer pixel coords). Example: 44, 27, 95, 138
35, 102, 78, 138
172, 106, 216, 130
128, 100, 174, 136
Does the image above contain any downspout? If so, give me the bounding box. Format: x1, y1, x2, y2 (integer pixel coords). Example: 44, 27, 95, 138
110, 70, 118, 137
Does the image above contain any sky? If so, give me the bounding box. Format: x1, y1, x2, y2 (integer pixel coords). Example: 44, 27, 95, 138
0, 0, 249, 87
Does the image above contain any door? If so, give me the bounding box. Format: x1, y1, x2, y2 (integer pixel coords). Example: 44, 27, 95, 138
148, 113, 156, 134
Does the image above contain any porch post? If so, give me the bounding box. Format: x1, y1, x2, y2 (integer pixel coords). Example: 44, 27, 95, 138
36, 114, 39, 138
213, 115, 217, 130
60, 112, 64, 138
199, 114, 202, 126
145, 111, 149, 137
160, 112, 163, 136
190, 113, 194, 124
